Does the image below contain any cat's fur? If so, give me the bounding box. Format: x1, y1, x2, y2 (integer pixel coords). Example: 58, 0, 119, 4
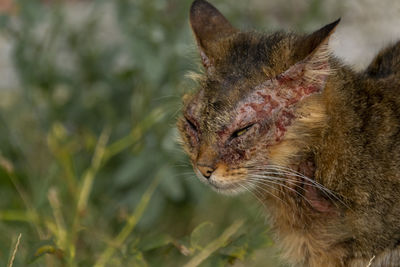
177, 0, 400, 266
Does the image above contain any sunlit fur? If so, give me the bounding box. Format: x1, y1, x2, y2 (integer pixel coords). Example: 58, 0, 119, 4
178, 0, 400, 266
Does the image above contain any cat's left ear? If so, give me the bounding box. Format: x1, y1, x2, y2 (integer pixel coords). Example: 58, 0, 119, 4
282, 19, 340, 92
189, 0, 237, 73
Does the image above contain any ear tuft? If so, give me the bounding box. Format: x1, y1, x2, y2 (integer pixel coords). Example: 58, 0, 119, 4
302, 40, 332, 85
295, 19, 340, 86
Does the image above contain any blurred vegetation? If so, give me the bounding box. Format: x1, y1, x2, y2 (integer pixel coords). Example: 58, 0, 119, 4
0, 0, 341, 266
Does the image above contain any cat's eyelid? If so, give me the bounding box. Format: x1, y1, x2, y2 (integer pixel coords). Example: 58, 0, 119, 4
184, 116, 198, 131
230, 123, 255, 139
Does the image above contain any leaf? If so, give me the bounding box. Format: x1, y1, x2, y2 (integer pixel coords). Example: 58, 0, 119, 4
190, 221, 215, 251
138, 234, 173, 251
28, 240, 64, 263
219, 234, 248, 260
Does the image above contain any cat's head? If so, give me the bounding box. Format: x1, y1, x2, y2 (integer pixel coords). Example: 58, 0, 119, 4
177, 0, 338, 194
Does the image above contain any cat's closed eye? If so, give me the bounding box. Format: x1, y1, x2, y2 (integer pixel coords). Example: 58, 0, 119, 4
184, 116, 199, 147
230, 124, 255, 139
185, 117, 198, 132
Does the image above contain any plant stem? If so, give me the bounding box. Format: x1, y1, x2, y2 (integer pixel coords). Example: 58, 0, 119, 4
184, 220, 244, 267
68, 126, 111, 265
94, 176, 160, 267
7, 233, 22, 267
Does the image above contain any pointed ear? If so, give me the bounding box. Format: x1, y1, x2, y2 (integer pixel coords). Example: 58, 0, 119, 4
279, 19, 340, 95
294, 19, 340, 61
190, 0, 237, 73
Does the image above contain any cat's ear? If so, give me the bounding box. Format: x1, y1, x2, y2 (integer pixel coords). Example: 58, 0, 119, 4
295, 19, 340, 62
281, 19, 340, 93
190, 0, 237, 73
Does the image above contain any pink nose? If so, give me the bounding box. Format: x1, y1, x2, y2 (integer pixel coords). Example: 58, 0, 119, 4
197, 165, 215, 179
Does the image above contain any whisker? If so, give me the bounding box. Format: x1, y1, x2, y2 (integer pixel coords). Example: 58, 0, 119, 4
251, 172, 327, 194
246, 180, 290, 208
261, 168, 340, 205
249, 165, 331, 194
246, 163, 351, 210
238, 183, 268, 210
173, 164, 192, 168
249, 173, 338, 207
250, 173, 308, 187
248, 177, 313, 207
250, 166, 316, 184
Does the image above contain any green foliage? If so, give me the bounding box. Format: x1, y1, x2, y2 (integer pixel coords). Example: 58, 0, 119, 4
0, 0, 337, 266
190, 222, 215, 251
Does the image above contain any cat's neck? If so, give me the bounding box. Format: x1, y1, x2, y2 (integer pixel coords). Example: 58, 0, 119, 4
263, 58, 357, 213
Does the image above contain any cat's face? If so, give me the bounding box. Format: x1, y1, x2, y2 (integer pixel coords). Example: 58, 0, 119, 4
178, 78, 294, 194
178, 0, 337, 194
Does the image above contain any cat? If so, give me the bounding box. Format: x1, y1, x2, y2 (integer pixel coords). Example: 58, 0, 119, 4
177, 0, 400, 266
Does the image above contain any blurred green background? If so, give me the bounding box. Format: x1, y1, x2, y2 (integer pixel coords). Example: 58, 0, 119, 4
0, 0, 350, 266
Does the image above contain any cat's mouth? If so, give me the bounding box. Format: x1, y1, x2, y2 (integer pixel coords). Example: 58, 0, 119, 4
194, 169, 247, 195
208, 179, 245, 195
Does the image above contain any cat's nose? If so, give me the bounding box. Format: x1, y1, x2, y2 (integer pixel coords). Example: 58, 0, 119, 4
197, 164, 215, 179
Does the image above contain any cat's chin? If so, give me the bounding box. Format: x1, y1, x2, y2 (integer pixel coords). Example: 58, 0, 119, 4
195, 170, 247, 195
210, 184, 246, 196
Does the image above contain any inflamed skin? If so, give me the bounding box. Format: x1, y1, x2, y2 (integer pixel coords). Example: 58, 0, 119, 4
177, 0, 400, 266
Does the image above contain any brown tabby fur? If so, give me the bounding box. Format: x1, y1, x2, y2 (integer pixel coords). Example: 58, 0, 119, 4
177, 1, 400, 266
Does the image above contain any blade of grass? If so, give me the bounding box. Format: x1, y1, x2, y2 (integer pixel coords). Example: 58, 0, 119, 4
69, 126, 111, 264
48, 187, 67, 250
76, 126, 111, 214
47, 125, 79, 196
68, 108, 165, 264
7, 233, 22, 267
0, 210, 38, 223
94, 176, 161, 267
1, 153, 43, 238
183, 220, 244, 267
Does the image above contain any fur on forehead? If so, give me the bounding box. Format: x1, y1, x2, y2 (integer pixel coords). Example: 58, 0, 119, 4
201, 32, 300, 84
185, 33, 300, 115
192, 37, 338, 118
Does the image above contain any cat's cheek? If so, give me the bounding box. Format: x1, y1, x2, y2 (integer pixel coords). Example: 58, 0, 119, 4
241, 126, 264, 151
219, 147, 246, 166
223, 127, 262, 163
184, 124, 199, 148
189, 135, 198, 148
180, 132, 198, 159
184, 138, 197, 159
273, 109, 296, 142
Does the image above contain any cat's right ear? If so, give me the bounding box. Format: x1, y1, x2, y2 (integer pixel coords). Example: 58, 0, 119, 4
190, 0, 237, 73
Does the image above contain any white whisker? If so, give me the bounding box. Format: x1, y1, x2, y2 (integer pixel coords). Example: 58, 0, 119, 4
248, 177, 313, 207
246, 180, 290, 208
238, 183, 268, 210
246, 163, 351, 210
